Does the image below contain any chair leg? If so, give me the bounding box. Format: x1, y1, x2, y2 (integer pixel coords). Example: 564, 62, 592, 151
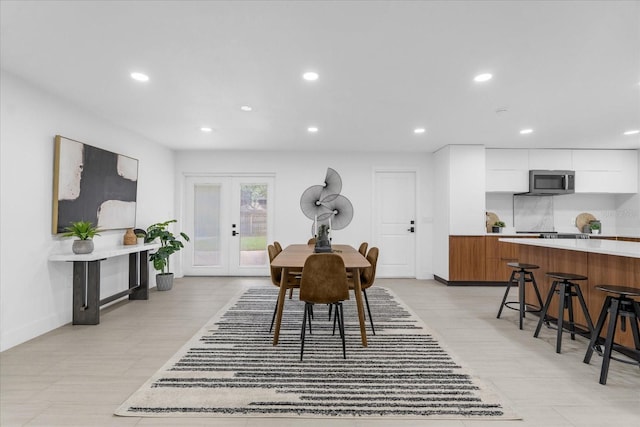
300, 303, 310, 360
566, 286, 576, 341
518, 271, 525, 329
363, 290, 375, 335
269, 301, 278, 333
289, 287, 294, 299
600, 298, 620, 385
497, 271, 516, 319
338, 302, 346, 359
535, 281, 558, 338
584, 296, 612, 364
531, 273, 544, 311
574, 283, 595, 334
556, 282, 567, 353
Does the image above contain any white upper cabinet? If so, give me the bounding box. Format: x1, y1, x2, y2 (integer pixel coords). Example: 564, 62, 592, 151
486, 148, 638, 194
485, 149, 529, 192
573, 150, 638, 193
528, 149, 573, 170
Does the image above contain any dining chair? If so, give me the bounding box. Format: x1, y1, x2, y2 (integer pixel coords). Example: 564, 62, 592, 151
358, 242, 368, 256
307, 237, 316, 245
273, 241, 299, 299
342, 247, 379, 335
299, 253, 350, 360
268, 244, 300, 333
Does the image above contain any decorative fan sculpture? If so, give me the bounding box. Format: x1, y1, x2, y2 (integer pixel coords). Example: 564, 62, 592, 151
300, 168, 353, 232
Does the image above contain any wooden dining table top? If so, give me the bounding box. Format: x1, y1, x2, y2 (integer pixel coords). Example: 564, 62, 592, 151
271, 244, 370, 269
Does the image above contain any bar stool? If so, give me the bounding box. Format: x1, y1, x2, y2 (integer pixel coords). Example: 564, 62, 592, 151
496, 263, 544, 330
583, 285, 640, 385
534, 272, 594, 353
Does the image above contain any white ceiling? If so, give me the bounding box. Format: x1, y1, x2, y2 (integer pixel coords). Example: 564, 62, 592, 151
1, 0, 639, 153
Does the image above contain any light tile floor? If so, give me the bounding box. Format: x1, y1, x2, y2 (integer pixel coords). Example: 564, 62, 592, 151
1, 277, 639, 426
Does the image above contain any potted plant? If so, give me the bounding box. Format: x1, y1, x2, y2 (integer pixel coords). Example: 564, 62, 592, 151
63, 220, 101, 254
492, 221, 506, 233
145, 220, 190, 291
589, 222, 601, 235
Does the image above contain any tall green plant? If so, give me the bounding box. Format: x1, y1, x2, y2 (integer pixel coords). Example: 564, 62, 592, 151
146, 220, 190, 274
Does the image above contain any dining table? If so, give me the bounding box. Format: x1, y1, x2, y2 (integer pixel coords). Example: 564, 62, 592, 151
270, 244, 371, 346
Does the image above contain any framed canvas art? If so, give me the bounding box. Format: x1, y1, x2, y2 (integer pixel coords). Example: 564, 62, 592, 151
52, 135, 138, 234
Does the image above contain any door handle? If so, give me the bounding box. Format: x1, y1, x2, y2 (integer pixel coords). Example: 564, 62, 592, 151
232, 230, 239, 236
407, 227, 415, 233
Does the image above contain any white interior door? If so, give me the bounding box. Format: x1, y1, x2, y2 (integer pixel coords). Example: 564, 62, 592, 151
374, 170, 416, 277
184, 175, 274, 276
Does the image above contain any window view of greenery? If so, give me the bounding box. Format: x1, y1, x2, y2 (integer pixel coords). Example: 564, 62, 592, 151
239, 184, 267, 265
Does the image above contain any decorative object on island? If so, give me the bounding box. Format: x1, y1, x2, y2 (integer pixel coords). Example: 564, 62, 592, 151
314, 224, 332, 253
492, 221, 506, 233
52, 135, 139, 234
589, 221, 601, 235
123, 228, 137, 245
300, 167, 354, 238
62, 220, 101, 254
145, 220, 190, 291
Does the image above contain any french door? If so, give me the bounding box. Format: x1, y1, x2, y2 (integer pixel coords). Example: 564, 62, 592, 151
183, 175, 274, 276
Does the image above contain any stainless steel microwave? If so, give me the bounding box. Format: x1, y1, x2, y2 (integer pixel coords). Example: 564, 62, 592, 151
528, 170, 575, 195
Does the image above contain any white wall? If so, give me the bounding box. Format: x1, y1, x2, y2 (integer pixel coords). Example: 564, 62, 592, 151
0, 70, 175, 351
174, 150, 434, 280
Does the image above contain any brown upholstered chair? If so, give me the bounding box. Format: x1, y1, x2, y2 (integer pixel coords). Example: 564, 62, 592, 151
358, 242, 368, 256
299, 253, 350, 360
273, 241, 299, 299
268, 244, 300, 332
307, 237, 316, 245
350, 247, 379, 335
273, 241, 283, 253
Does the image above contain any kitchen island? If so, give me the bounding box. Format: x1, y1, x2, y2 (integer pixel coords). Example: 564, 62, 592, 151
499, 238, 639, 348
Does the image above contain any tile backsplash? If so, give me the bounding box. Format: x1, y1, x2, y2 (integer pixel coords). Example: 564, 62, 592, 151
486, 193, 621, 234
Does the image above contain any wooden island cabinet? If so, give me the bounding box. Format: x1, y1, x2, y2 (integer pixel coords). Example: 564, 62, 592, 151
503, 238, 640, 349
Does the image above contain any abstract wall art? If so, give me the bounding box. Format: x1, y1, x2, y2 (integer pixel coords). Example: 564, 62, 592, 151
52, 135, 138, 234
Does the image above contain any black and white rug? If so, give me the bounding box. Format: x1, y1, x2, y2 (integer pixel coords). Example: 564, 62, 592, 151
116, 285, 519, 419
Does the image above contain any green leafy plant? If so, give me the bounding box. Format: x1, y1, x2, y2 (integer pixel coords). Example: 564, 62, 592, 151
62, 221, 101, 240
589, 222, 601, 230
146, 220, 190, 274
494, 221, 506, 228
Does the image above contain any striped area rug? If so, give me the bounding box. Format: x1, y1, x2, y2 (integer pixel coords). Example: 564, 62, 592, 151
116, 285, 519, 419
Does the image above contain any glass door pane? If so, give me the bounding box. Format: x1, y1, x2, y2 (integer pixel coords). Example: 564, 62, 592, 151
238, 183, 268, 267
193, 184, 221, 266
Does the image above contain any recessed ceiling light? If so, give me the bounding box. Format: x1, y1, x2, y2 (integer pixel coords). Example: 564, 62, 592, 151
520, 129, 534, 134
200, 127, 213, 132
240, 106, 252, 112
303, 72, 319, 81
414, 128, 426, 134
130, 72, 149, 82
623, 130, 639, 135
307, 126, 319, 133
474, 73, 493, 82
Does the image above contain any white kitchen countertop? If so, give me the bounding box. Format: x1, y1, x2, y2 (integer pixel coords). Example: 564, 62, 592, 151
499, 238, 640, 259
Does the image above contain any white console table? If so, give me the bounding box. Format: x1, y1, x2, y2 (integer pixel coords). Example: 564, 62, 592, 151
49, 243, 160, 325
